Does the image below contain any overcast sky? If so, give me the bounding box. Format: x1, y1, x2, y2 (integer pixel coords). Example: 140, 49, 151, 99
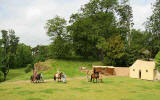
0, 0, 156, 47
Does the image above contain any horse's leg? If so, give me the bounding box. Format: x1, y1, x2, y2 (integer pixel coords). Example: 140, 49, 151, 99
90, 76, 92, 82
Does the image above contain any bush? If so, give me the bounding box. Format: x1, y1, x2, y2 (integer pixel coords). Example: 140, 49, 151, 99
25, 64, 33, 73
0, 71, 4, 82
155, 51, 160, 72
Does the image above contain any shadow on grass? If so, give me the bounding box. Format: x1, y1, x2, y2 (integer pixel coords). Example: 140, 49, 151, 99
70, 87, 89, 92
14, 87, 22, 90
26, 98, 42, 100
40, 88, 64, 94
18, 90, 34, 95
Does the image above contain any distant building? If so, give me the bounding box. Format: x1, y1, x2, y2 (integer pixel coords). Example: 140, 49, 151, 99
92, 66, 129, 76
129, 60, 160, 81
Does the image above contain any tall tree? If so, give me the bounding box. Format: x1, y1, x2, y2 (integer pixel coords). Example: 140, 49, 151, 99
104, 35, 125, 66
9, 30, 19, 54
68, 0, 133, 59
32, 45, 49, 63
0, 30, 10, 80
0, 29, 19, 80
146, 0, 160, 57
45, 15, 67, 39
16, 44, 33, 68
45, 16, 72, 58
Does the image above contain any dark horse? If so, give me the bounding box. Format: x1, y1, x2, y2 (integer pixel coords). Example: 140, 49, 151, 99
90, 72, 99, 83
54, 72, 63, 82
30, 73, 44, 83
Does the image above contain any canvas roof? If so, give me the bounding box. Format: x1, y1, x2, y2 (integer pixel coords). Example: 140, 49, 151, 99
131, 60, 155, 69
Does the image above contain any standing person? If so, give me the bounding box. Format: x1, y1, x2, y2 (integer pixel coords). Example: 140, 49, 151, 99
62, 73, 66, 83
86, 70, 90, 82
57, 68, 60, 74
98, 73, 103, 83
33, 69, 37, 81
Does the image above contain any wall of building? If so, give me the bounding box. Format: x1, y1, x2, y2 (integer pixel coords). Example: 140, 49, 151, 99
114, 67, 129, 76
130, 67, 155, 80
129, 67, 139, 79
154, 70, 160, 80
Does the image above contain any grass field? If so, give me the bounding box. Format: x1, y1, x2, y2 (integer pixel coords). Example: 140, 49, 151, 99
0, 77, 160, 100
1, 59, 160, 100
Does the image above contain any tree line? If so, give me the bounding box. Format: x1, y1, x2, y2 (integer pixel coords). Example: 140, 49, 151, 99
45, 0, 160, 66
0, 0, 160, 81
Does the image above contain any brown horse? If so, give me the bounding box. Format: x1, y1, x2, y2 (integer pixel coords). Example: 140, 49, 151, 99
90, 72, 99, 83
54, 72, 63, 82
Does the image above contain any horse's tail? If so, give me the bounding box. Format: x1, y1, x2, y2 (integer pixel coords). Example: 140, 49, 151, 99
54, 75, 56, 81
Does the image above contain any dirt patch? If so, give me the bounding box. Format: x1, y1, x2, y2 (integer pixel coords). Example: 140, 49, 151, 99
34, 61, 52, 71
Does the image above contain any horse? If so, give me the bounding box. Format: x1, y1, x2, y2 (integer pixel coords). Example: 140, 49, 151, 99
54, 72, 63, 82
90, 72, 99, 83
30, 73, 44, 83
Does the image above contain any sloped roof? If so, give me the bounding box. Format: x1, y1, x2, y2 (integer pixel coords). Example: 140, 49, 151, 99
93, 66, 114, 68
131, 60, 155, 69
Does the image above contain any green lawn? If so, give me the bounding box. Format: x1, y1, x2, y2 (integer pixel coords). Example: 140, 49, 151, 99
0, 77, 160, 100
1, 59, 160, 100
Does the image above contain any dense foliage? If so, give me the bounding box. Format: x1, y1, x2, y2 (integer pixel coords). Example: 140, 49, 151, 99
44, 0, 160, 67
155, 51, 160, 72
146, 0, 160, 58
0, 30, 33, 81
45, 16, 72, 58
0, 71, 4, 82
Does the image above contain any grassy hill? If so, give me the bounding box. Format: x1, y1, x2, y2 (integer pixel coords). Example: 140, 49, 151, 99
6, 59, 103, 81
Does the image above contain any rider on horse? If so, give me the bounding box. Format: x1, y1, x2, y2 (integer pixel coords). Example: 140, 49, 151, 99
33, 69, 37, 81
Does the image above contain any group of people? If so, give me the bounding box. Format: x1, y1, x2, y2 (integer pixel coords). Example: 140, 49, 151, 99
31, 67, 102, 83
31, 68, 66, 83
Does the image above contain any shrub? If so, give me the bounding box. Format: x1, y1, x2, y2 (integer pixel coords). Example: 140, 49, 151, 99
0, 71, 4, 82
25, 64, 33, 73
155, 51, 160, 72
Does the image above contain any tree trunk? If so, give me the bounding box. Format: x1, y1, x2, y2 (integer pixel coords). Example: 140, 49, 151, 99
4, 73, 7, 81
99, 49, 104, 60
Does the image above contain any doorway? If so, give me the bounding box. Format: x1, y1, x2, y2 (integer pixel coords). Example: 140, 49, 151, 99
139, 70, 141, 79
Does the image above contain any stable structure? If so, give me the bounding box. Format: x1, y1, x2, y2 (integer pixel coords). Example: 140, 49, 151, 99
129, 60, 160, 81
93, 66, 115, 75
92, 66, 129, 76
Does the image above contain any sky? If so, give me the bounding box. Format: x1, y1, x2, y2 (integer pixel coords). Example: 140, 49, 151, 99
0, 0, 156, 47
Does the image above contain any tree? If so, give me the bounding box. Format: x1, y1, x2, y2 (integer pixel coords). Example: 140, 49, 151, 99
68, 0, 133, 59
146, 0, 160, 58
123, 29, 153, 66
32, 45, 49, 63
8, 30, 19, 54
155, 51, 160, 72
16, 44, 33, 68
0, 29, 19, 80
45, 16, 72, 58
1, 30, 10, 80
45, 15, 67, 39
49, 37, 72, 58
104, 35, 125, 66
